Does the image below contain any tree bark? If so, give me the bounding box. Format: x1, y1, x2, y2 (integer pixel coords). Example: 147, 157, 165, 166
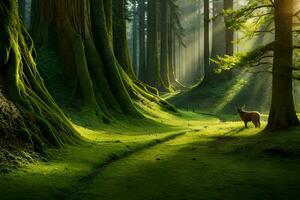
266, 0, 300, 131
138, 0, 146, 81
224, 0, 234, 56
113, 0, 135, 77
132, 0, 138, 76
0, 0, 79, 151
203, 0, 211, 81
146, 0, 159, 87
160, 0, 171, 91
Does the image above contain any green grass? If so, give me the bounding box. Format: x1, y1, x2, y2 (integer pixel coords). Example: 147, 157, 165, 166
70, 121, 300, 200
1, 111, 300, 200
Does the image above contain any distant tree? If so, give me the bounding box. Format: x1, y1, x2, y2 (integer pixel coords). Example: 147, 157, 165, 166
138, 0, 146, 81
113, 0, 135, 77
146, 0, 160, 87
203, 0, 211, 82
160, 0, 172, 91
224, 0, 234, 56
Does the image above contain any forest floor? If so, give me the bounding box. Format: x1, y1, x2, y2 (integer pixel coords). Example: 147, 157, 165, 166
1, 109, 300, 200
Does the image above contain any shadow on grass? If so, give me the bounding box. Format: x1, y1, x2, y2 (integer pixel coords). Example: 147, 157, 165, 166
71, 127, 300, 200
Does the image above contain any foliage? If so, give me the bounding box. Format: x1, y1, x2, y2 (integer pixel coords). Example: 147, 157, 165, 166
212, 42, 274, 73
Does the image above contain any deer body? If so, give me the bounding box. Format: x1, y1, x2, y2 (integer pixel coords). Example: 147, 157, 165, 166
237, 108, 261, 128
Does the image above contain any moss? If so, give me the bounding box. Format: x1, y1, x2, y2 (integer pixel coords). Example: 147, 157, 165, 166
0, 0, 80, 151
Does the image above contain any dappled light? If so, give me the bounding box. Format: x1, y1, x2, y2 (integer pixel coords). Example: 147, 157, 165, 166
1, 0, 300, 200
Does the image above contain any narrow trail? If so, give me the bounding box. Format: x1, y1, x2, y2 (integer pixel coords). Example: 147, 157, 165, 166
58, 130, 193, 200
60, 126, 300, 200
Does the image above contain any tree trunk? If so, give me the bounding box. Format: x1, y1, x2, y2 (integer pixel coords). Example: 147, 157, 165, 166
266, 0, 300, 131
0, 0, 79, 151
146, 0, 159, 87
31, 0, 177, 123
138, 0, 146, 81
160, 0, 171, 91
132, 0, 138, 76
113, 0, 135, 77
203, 0, 211, 81
211, 0, 225, 66
224, 0, 234, 56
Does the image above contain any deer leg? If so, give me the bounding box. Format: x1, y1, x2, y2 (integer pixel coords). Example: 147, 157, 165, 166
253, 121, 258, 128
244, 121, 248, 128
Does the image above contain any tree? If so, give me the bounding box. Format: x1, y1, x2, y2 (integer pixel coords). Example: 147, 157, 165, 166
224, 0, 234, 56
113, 0, 135, 77
267, 0, 299, 130
214, 0, 300, 131
146, 0, 159, 87
138, 0, 146, 81
203, 0, 211, 81
131, 0, 138, 75
160, 0, 172, 91
0, 0, 79, 151
30, 0, 176, 123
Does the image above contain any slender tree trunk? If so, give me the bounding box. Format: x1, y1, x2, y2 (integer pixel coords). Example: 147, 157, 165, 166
132, 0, 138, 76
113, 0, 135, 77
266, 0, 299, 131
138, 0, 146, 81
211, 0, 225, 63
224, 0, 234, 56
160, 0, 171, 91
203, 0, 210, 81
146, 0, 159, 87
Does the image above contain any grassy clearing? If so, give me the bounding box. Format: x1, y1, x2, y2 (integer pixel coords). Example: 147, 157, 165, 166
1, 110, 300, 200
0, 111, 214, 200
70, 121, 300, 200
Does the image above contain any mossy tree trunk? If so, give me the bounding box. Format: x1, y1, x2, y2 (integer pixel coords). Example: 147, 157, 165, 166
31, 0, 176, 122
0, 0, 79, 151
266, 0, 300, 131
160, 0, 172, 91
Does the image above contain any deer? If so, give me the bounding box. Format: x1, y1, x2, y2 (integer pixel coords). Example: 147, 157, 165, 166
237, 106, 261, 128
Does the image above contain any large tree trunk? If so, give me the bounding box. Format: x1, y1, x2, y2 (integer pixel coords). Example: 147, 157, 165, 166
0, 0, 79, 151
266, 0, 299, 131
31, 0, 176, 123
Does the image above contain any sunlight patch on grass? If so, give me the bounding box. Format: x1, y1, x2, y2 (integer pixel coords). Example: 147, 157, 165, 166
215, 75, 250, 112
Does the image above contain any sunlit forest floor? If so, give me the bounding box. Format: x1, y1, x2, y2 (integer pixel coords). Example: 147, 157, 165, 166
1, 106, 300, 200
